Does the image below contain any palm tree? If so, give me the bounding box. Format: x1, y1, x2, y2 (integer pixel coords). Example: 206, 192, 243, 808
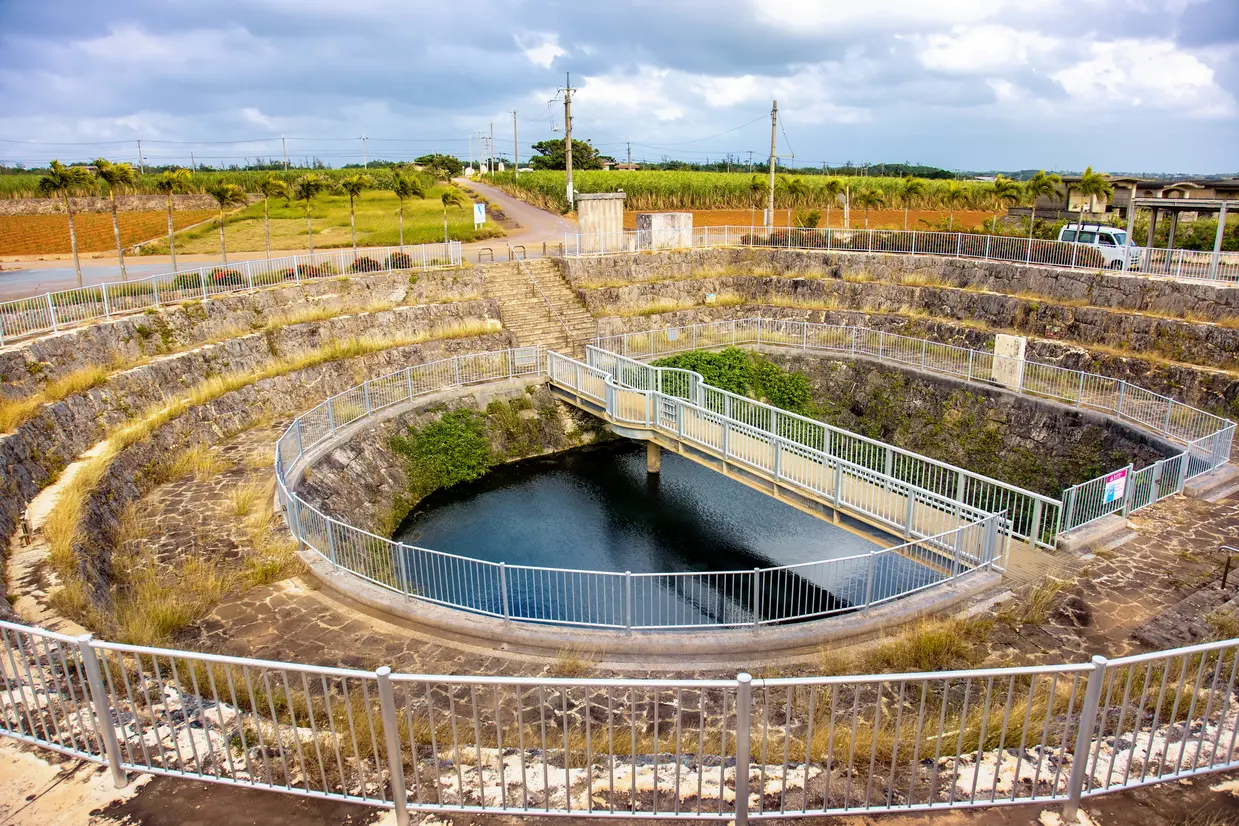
153, 168, 192, 273
898, 176, 928, 231
852, 187, 886, 229
440, 189, 465, 243
339, 172, 374, 253
389, 169, 425, 247
821, 177, 844, 229
93, 159, 139, 281
1022, 170, 1062, 239
204, 179, 247, 264
783, 177, 809, 226
1066, 166, 1114, 241
257, 173, 289, 260
37, 160, 94, 287
941, 181, 968, 231
989, 175, 1024, 235
292, 174, 329, 255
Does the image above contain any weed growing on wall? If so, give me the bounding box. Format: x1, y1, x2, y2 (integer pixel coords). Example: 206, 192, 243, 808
653, 347, 813, 414
391, 409, 494, 498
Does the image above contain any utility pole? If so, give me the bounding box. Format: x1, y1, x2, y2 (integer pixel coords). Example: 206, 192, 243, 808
560, 72, 576, 208
767, 100, 777, 228
282, 136, 288, 170
747, 149, 753, 174
136, 140, 144, 175
627, 142, 632, 165
190, 151, 196, 171
362, 135, 368, 169
489, 121, 494, 178
512, 111, 519, 178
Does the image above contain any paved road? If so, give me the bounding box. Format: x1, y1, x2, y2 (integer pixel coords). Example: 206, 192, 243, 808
0, 179, 576, 301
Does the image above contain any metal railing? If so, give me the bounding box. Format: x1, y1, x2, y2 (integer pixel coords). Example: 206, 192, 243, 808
274, 348, 1006, 630
0, 241, 463, 345
580, 343, 1060, 549
563, 226, 1239, 283
594, 319, 1235, 536
5, 616, 1239, 824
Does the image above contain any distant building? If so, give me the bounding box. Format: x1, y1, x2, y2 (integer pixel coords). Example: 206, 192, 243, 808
600, 161, 640, 171
1017, 177, 1239, 220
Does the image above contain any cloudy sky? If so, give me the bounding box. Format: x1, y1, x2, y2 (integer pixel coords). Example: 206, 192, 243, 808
1, 0, 1237, 174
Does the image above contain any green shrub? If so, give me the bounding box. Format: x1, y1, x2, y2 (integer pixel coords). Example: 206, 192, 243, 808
391, 409, 493, 497
653, 348, 813, 414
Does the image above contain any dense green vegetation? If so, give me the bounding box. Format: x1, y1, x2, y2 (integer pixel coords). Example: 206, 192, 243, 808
391, 409, 494, 498
653, 348, 813, 414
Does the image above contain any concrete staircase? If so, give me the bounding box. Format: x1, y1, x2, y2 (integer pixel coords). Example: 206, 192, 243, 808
481, 259, 596, 355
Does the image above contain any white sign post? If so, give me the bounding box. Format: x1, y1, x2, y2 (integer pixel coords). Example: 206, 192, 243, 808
473, 203, 485, 229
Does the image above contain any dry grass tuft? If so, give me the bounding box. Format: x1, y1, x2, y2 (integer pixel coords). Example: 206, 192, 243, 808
996, 575, 1071, 627
112, 550, 232, 646
162, 443, 230, 482
0, 364, 110, 432
548, 646, 597, 678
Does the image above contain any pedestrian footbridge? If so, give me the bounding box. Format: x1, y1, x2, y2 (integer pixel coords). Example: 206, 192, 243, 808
545, 345, 1064, 579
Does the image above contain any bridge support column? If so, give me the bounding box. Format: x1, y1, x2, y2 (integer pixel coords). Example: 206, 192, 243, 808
647, 442, 662, 474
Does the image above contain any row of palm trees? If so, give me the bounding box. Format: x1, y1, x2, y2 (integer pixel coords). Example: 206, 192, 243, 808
754, 168, 1114, 238
36, 160, 469, 287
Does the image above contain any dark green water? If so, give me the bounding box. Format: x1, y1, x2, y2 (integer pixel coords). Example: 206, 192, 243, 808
393, 441, 934, 626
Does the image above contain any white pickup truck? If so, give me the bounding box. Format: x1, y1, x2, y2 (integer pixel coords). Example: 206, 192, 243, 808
1057, 223, 1143, 270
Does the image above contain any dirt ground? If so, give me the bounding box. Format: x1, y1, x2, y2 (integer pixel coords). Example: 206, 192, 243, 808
624, 209, 995, 232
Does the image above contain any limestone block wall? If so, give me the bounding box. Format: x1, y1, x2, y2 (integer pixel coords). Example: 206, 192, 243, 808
558, 248, 1239, 319
1, 267, 487, 396
59, 333, 514, 607
0, 305, 509, 580
759, 348, 1176, 497
593, 306, 1239, 423
576, 275, 1239, 370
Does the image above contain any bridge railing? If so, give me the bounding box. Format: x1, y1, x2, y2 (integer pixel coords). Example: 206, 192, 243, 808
6, 617, 1239, 822
584, 342, 1059, 549
551, 349, 1005, 559
595, 318, 1236, 537
0, 241, 463, 346
276, 346, 1006, 632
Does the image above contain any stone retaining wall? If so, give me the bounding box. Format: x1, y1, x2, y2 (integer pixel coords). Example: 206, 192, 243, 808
559, 248, 1239, 319
1, 267, 485, 396
579, 275, 1239, 370
295, 382, 605, 537
595, 306, 1239, 422
0, 318, 513, 599
58, 333, 514, 607
758, 348, 1175, 496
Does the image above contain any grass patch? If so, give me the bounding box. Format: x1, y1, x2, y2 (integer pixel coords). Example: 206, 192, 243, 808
0, 365, 110, 433
229, 480, 266, 518
548, 646, 597, 678
996, 575, 1071, 627
160, 443, 230, 482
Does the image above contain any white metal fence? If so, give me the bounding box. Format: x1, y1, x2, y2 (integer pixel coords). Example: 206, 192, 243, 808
563, 226, 1239, 283
5, 616, 1239, 824
0, 241, 463, 345
594, 319, 1236, 537
274, 348, 1006, 630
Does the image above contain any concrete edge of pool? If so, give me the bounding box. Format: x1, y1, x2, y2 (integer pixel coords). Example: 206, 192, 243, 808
294, 545, 1003, 663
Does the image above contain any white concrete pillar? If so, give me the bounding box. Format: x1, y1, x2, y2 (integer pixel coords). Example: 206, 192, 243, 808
647, 442, 662, 474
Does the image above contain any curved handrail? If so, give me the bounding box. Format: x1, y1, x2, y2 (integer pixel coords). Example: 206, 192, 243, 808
274, 348, 1004, 630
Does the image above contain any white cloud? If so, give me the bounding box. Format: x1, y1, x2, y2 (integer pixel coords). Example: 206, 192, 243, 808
916, 25, 1060, 73
515, 32, 565, 69
579, 67, 685, 121
750, 0, 1048, 32
1052, 39, 1236, 116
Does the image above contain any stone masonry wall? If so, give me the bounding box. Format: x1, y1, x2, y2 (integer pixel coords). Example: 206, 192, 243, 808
0, 316, 513, 589
295, 384, 606, 537
1, 267, 487, 396
61, 333, 514, 607
559, 248, 1239, 319
595, 306, 1239, 422
759, 348, 1175, 497
579, 275, 1239, 370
